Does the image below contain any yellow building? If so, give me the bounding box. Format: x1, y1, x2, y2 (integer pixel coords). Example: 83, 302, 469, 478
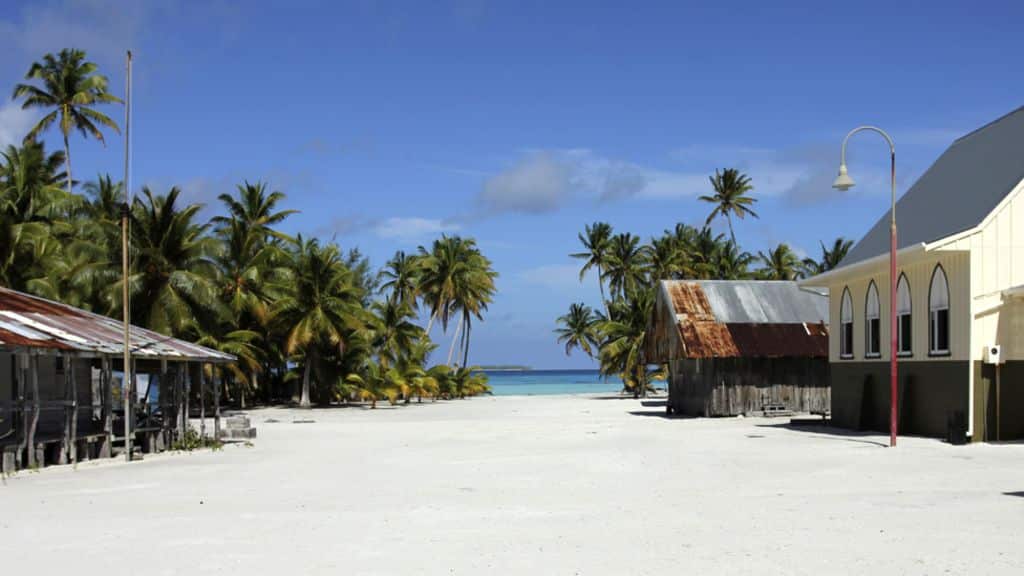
802, 106, 1024, 442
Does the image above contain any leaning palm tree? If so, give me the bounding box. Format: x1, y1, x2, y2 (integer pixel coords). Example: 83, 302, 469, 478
12, 49, 122, 195
700, 168, 758, 245
555, 302, 599, 358
758, 243, 801, 281
571, 222, 614, 311
273, 236, 365, 408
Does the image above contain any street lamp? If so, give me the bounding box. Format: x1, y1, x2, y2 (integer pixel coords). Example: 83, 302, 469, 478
833, 126, 898, 448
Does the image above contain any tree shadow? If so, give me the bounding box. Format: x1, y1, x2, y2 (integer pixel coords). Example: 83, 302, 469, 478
755, 422, 889, 448
1003, 491, 1024, 498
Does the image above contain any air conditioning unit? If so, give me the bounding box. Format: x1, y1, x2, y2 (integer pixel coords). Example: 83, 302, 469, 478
984, 344, 1003, 365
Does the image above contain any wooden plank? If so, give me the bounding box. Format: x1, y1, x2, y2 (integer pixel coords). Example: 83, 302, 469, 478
70, 356, 78, 464
101, 357, 112, 458
199, 366, 206, 439
213, 369, 221, 441
27, 354, 39, 468
16, 354, 26, 468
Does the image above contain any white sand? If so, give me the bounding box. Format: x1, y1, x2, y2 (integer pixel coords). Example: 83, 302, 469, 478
2, 394, 1023, 575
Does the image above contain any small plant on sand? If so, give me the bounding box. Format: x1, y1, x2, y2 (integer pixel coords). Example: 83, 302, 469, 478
171, 429, 223, 452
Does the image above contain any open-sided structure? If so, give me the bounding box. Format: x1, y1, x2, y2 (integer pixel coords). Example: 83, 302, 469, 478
0, 287, 235, 472
648, 280, 830, 417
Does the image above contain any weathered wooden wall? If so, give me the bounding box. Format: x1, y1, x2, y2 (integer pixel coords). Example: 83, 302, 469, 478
668, 357, 830, 416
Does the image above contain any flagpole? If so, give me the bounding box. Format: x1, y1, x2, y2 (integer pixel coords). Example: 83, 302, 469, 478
122, 50, 133, 462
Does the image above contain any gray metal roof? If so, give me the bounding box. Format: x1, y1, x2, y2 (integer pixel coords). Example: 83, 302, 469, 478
841, 106, 1024, 267
666, 280, 829, 324
0, 286, 235, 363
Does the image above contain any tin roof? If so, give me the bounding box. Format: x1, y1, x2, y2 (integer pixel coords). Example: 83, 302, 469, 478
0, 287, 235, 363
649, 280, 829, 360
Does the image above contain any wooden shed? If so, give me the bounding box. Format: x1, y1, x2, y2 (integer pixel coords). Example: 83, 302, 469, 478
647, 280, 830, 417
0, 287, 235, 473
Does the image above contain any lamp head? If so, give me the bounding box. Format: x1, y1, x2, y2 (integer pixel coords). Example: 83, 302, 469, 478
832, 163, 855, 191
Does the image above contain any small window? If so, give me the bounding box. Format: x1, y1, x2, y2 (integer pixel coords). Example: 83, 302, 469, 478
840, 288, 854, 358
897, 274, 912, 356
865, 281, 881, 357
929, 265, 950, 355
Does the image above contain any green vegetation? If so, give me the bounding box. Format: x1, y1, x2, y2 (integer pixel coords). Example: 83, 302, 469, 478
1, 49, 497, 408
561, 169, 851, 397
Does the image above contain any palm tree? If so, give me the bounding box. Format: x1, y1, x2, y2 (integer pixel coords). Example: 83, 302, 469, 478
644, 234, 685, 282
715, 240, 754, 280
371, 299, 423, 369
12, 49, 122, 195
571, 222, 613, 310
0, 139, 71, 223
344, 359, 401, 408
451, 366, 490, 398
700, 168, 758, 245
801, 237, 854, 277
758, 243, 801, 280
212, 180, 297, 243
555, 303, 599, 357
273, 236, 365, 408
379, 250, 421, 308
117, 186, 224, 336
603, 233, 647, 299
596, 288, 662, 398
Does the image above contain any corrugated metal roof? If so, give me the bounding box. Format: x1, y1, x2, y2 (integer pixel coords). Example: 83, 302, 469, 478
652, 280, 829, 359
0, 287, 235, 363
841, 105, 1024, 268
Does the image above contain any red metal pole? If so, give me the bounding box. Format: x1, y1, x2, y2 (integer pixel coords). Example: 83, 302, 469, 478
889, 150, 898, 448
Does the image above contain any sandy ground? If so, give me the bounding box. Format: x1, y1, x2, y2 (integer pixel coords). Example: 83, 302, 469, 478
2, 394, 1023, 575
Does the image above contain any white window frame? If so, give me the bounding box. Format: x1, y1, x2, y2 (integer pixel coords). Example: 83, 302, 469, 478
897, 274, 912, 356
865, 281, 881, 358
840, 287, 854, 359
929, 265, 950, 356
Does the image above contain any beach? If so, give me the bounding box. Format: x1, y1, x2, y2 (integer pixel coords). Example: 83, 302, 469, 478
2, 394, 1023, 575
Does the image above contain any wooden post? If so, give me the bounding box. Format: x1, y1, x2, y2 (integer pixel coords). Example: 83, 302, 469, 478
60, 355, 71, 465
27, 354, 40, 469
213, 368, 221, 442
183, 364, 190, 439
70, 356, 78, 464
199, 365, 206, 439
101, 357, 112, 458
15, 353, 26, 469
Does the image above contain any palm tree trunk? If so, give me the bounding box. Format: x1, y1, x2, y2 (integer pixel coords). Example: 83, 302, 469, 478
300, 361, 311, 408
63, 133, 72, 195
462, 318, 471, 368
598, 279, 609, 317
446, 315, 464, 367
727, 215, 736, 246
425, 308, 439, 336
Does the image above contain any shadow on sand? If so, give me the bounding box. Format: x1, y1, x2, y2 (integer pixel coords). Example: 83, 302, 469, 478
755, 422, 889, 448
1003, 491, 1024, 498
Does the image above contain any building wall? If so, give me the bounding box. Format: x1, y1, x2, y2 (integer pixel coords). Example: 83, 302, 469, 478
831, 361, 969, 438
668, 357, 829, 416
972, 360, 1024, 441
826, 250, 970, 363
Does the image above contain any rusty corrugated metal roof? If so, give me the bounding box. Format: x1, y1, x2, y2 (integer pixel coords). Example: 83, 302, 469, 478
654, 280, 829, 359
0, 287, 235, 363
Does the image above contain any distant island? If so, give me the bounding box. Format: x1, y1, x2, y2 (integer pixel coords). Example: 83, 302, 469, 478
478, 365, 532, 371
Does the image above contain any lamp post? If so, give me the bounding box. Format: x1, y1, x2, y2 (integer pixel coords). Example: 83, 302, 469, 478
833, 126, 898, 448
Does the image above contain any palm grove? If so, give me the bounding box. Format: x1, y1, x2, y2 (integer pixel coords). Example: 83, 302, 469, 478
1, 49, 496, 408
557, 168, 852, 397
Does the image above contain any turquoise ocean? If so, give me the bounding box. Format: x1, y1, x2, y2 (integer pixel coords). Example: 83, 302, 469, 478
482, 369, 624, 396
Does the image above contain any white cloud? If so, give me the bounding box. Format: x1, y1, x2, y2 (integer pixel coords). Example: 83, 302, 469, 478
373, 217, 460, 240
477, 152, 575, 214
0, 101, 36, 148
516, 263, 585, 292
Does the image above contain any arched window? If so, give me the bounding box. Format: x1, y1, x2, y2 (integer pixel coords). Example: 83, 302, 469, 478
865, 281, 881, 357
897, 274, 912, 355
929, 265, 950, 355
840, 287, 854, 358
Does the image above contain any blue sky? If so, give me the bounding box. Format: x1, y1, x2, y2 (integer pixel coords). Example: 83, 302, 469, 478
1, 1, 1022, 368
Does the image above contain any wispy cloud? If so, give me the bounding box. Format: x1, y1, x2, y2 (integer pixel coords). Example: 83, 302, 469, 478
516, 263, 584, 292
0, 101, 35, 148
373, 217, 460, 240
477, 151, 576, 215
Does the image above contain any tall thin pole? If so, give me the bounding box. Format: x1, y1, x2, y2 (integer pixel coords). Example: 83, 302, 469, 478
837, 126, 897, 447
122, 50, 133, 462
889, 149, 898, 448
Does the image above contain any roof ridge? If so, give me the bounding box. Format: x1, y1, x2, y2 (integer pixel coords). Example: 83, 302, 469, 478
953, 104, 1024, 144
